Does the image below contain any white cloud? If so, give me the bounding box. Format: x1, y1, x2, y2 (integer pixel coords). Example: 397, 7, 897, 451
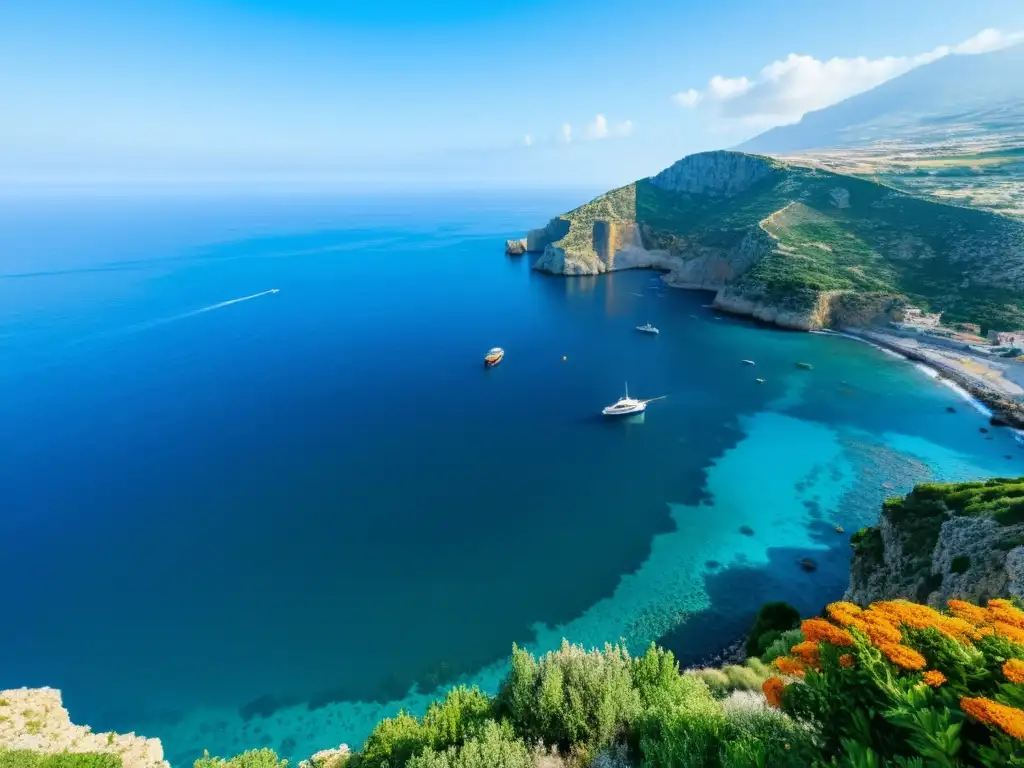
708, 75, 752, 100
953, 28, 1024, 54
672, 88, 703, 108
561, 123, 572, 144
523, 134, 533, 148
672, 27, 1023, 126
581, 114, 633, 141
586, 114, 609, 140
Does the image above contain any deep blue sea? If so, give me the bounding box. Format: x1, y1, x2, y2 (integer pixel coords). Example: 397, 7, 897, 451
1, 191, 1019, 765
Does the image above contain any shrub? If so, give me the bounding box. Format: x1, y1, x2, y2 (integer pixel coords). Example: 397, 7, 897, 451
746, 602, 801, 657
194, 749, 287, 768
761, 629, 805, 664
951, 555, 971, 574
357, 712, 433, 768
405, 721, 531, 768
497, 640, 640, 754
420, 686, 494, 748
0, 752, 122, 768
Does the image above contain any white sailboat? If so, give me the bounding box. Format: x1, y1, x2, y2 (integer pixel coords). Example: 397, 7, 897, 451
601, 382, 666, 417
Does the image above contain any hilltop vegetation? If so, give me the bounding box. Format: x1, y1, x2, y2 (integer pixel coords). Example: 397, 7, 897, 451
528, 151, 1024, 331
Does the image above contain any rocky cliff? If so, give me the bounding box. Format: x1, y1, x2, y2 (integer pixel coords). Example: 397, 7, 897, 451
846, 478, 1024, 608
0, 687, 167, 768
519, 149, 1024, 332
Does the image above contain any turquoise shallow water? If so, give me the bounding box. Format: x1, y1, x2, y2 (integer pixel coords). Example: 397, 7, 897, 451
0, 192, 1019, 764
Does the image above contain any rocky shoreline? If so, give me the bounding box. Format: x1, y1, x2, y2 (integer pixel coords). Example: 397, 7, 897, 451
0, 687, 167, 768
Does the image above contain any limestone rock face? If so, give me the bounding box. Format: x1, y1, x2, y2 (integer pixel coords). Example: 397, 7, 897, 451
504, 238, 527, 255
650, 151, 779, 197
532, 218, 678, 276
300, 745, 351, 768
0, 687, 168, 768
526, 218, 570, 253
845, 484, 1024, 607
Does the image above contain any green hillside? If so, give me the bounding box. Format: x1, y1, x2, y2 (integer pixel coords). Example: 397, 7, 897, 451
546, 152, 1024, 330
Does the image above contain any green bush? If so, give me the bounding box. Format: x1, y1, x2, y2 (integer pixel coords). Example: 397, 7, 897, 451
420, 687, 493, 748
746, 602, 801, 657
405, 721, 531, 768
951, 555, 971, 574
0, 752, 122, 768
194, 749, 287, 768
761, 629, 805, 664
356, 712, 433, 768
498, 640, 640, 754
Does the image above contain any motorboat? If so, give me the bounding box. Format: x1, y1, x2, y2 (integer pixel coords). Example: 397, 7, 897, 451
636, 323, 659, 335
484, 347, 504, 367
270, 289, 280, 294
602, 382, 666, 417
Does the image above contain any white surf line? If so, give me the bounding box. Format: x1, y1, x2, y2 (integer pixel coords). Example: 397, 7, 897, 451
816, 329, 993, 416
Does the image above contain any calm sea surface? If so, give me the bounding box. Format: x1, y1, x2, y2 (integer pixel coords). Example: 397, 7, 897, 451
1, 192, 1018, 764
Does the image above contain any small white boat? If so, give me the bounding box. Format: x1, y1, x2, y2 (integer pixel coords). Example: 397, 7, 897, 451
741, 359, 755, 366
636, 323, 659, 335
602, 382, 666, 417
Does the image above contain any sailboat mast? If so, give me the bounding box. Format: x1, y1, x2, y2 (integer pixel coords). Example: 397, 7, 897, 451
625, 381, 629, 399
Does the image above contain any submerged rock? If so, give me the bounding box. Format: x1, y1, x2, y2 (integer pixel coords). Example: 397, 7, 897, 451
739, 525, 755, 536
799, 557, 818, 572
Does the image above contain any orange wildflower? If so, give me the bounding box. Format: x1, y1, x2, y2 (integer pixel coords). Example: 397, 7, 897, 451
1004, 659, 1024, 684
992, 621, 1024, 645
948, 599, 991, 626
989, 600, 1024, 630
936, 615, 982, 644
827, 602, 862, 624
873, 600, 944, 631
773, 656, 806, 678
762, 676, 785, 708
961, 696, 1024, 740
791, 640, 821, 667
922, 670, 946, 687
878, 642, 928, 671
853, 614, 904, 646
839, 654, 854, 668
801, 618, 855, 647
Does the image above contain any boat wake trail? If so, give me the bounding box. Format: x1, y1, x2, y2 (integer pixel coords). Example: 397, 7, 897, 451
178, 289, 279, 320
82, 289, 280, 343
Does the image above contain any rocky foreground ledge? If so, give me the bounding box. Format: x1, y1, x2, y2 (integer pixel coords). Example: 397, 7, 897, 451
0, 688, 167, 768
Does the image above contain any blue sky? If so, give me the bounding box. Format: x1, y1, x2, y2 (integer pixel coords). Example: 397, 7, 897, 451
2, 0, 1023, 189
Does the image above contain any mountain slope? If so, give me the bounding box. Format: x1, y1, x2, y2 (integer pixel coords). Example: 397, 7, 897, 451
736, 45, 1024, 155
524, 151, 1024, 331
